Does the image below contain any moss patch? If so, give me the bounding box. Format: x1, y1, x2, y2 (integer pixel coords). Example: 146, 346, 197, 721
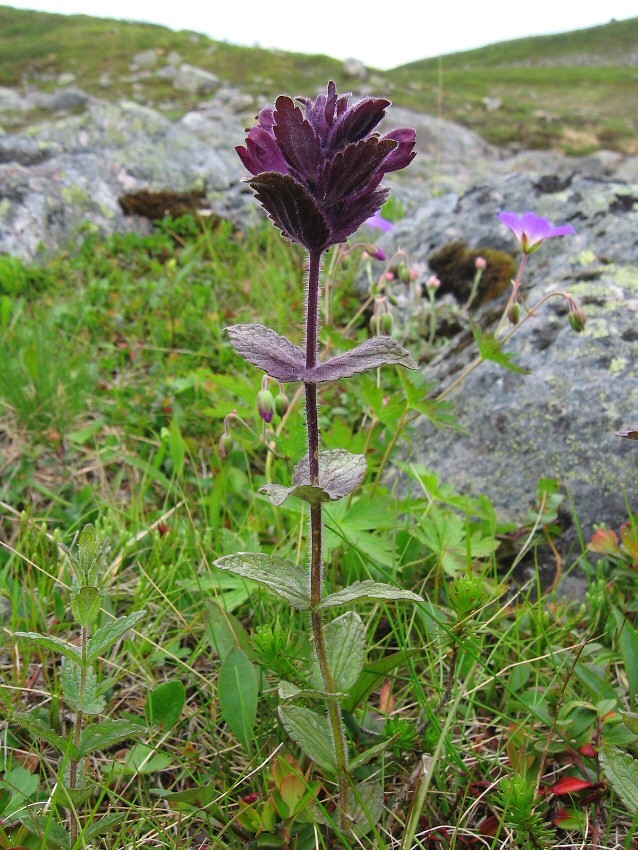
427, 240, 517, 306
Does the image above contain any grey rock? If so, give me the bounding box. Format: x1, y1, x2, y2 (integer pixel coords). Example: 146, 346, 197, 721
173, 63, 220, 94
344, 58, 367, 79
0, 86, 30, 113
31, 87, 90, 112
167, 51, 183, 67
57, 72, 77, 86
380, 170, 638, 542
131, 49, 159, 70
0, 135, 56, 166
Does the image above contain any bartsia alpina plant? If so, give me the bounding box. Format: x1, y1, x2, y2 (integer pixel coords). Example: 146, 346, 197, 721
215, 82, 421, 834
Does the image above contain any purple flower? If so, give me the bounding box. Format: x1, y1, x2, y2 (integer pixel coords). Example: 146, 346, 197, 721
365, 212, 394, 232
236, 81, 416, 253
498, 210, 575, 254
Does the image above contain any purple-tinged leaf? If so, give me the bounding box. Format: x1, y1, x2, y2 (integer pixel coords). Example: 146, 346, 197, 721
329, 97, 390, 148
328, 187, 390, 245
225, 324, 304, 382
261, 450, 367, 507
250, 171, 330, 251
320, 138, 397, 206
214, 553, 311, 610
616, 427, 638, 440
303, 337, 417, 383
319, 580, 423, 610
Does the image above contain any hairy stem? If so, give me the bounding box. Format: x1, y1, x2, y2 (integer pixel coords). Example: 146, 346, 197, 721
69, 625, 87, 846
305, 249, 350, 830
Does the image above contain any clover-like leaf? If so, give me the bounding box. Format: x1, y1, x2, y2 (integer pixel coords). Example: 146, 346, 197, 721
309, 611, 366, 694
278, 705, 336, 772
303, 336, 417, 383
225, 324, 305, 382
213, 552, 310, 610
261, 450, 367, 507
319, 580, 423, 610
471, 322, 529, 374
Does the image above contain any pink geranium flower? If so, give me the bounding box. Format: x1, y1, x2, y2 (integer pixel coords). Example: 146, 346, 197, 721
498, 210, 575, 254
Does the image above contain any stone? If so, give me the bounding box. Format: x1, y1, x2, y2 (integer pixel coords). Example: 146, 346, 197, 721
131, 49, 159, 70
0, 135, 56, 166
31, 87, 90, 112
57, 72, 76, 86
343, 58, 367, 79
173, 64, 219, 94
377, 169, 638, 543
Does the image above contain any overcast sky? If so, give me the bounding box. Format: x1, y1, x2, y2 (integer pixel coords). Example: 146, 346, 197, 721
6, 0, 638, 69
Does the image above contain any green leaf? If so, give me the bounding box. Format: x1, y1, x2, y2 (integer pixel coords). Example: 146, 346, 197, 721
204, 600, 254, 661
78, 719, 143, 757
278, 705, 336, 772
349, 735, 401, 770
87, 610, 146, 663
160, 781, 220, 811
2, 766, 39, 817
320, 580, 422, 610
471, 322, 529, 374
112, 743, 175, 775
18, 812, 71, 849
71, 586, 103, 628
213, 553, 310, 610
342, 650, 418, 714
0, 787, 11, 815
622, 712, 638, 736
310, 612, 366, 694
277, 680, 345, 702
13, 632, 81, 665
12, 711, 77, 758
613, 608, 638, 700
399, 374, 459, 430
218, 647, 259, 753
146, 680, 186, 731
81, 813, 125, 842
348, 780, 384, 836
62, 661, 106, 715
600, 744, 638, 814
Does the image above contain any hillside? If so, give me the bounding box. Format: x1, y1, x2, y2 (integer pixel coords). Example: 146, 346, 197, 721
0, 5, 637, 153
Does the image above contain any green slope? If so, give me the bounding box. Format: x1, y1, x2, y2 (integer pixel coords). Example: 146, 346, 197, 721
1, 5, 636, 154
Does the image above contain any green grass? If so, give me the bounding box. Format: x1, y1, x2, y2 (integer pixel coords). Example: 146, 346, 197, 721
0, 216, 636, 847
0, 5, 637, 153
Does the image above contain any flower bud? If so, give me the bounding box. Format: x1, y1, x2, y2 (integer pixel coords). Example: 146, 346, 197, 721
380, 312, 393, 334
398, 263, 412, 284
275, 391, 289, 417
507, 302, 521, 325
369, 313, 382, 335
219, 432, 234, 458
371, 247, 387, 261
426, 275, 441, 291
568, 307, 586, 333
257, 389, 275, 423
475, 256, 487, 270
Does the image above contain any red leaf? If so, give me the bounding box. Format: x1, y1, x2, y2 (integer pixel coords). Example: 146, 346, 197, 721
551, 776, 594, 795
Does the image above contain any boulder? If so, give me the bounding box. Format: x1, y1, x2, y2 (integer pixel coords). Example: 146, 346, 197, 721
173, 63, 220, 94
378, 168, 638, 541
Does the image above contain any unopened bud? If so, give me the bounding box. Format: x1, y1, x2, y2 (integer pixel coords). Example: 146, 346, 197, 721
257, 389, 275, 423
398, 263, 412, 284
568, 307, 586, 333
426, 275, 441, 291
372, 246, 387, 261
275, 391, 289, 417
475, 256, 487, 270
370, 313, 382, 335
219, 432, 234, 459
380, 312, 393, 334
507, 302, 521, 325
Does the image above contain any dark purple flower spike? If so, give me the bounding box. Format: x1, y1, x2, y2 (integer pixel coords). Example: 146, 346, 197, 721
237, 81, 416, 252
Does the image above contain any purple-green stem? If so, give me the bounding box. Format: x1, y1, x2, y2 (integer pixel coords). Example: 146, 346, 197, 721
305, 249, 350, 830
69, 625, 87, 846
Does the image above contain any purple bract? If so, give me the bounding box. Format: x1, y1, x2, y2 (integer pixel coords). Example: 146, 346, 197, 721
498, 210, 575, 254
236, 81, 416, 252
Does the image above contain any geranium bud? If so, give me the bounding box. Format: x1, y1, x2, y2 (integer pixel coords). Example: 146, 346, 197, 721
397, 263, 411, 284
257, 389, 275, 423
475, 256, 487, 270
426, 275, 441, 291
507, 302, 521, 324
380, 312, 393, 334
275, 391, 289, 417
568, 307, 586, 333
219, 433, 234, 458
373, 247, 387, 261
370, 313, 382, 335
